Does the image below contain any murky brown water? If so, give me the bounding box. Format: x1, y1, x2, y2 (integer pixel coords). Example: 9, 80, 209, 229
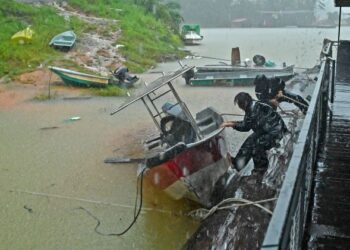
1, 27, 350, 249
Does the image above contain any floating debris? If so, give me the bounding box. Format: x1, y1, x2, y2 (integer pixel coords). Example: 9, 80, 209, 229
69, 116, 81, 121
40, 126, 59, 130
23, 205, 33, 213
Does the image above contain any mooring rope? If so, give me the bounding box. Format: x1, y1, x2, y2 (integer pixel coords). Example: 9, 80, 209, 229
279, 94, 309, 108
76, 168, 147, 236
187, 197, 277, 220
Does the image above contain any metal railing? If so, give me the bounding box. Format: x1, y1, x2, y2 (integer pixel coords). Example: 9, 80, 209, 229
261, 41, 334, 250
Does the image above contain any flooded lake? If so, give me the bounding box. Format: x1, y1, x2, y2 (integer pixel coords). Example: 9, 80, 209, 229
1, 27, 350, 249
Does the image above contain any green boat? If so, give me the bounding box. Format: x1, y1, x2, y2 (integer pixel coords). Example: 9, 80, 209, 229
181, 24, 203, 45
49, 31, 76, 50
49, 66, 139, 88
185, 65, 295, 86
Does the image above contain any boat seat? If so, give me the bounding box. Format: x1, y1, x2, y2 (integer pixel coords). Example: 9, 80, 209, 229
145, 143, 187, 168
196, 107, 223, 135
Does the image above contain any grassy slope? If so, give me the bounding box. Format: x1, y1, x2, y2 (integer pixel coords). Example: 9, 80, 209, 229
0, 0, 184, 77
0, 1, 88, 77
68, 0, 184, 72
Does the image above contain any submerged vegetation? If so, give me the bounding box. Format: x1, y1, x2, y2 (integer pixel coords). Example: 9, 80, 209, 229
90, 85, 127, 97
0, 0, 185, 77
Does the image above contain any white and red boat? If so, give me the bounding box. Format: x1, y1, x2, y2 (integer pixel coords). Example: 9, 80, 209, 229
111, 66, 231, 207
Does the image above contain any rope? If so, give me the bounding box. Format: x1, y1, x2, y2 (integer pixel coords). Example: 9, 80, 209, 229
278, 94, 309, 108
10, 187, 170, 214
220, 113, 244, 117
187, 197, 277, 220
76, 168, 147, 236
194, 55, 231, 62
9, 168, 166, 237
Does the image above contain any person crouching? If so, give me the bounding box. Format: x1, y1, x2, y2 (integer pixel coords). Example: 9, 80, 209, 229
254, 74, 309, 115
221, 92, 288, 173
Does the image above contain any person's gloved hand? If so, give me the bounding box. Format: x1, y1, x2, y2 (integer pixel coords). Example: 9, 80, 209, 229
270, 99, 279, 107
220, 121, 236, 128
276, 90, 284, 98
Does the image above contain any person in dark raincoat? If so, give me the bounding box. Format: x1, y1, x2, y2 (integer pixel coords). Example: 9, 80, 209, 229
221, 92, 288, 173
254, 74, 309, 114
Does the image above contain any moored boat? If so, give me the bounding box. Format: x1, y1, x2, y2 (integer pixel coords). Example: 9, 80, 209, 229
49, 30, 76, 50
181, 24, 203, 45
195, 64, 294, 73
111, 66, 232, 207
49, 66, 139, 88
183, 48, 295, 86
187, 65, 295, 86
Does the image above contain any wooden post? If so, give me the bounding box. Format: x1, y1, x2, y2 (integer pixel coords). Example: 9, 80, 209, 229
231, 47, 241, 65
48, 71, 52, 99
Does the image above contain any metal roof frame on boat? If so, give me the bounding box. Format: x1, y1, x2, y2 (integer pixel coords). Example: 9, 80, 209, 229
110, 65, 203, 139
334, 0, 350, 7
334, 0, 350, 45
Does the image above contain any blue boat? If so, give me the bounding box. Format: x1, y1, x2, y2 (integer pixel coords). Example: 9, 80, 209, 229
49, 30, 76, 50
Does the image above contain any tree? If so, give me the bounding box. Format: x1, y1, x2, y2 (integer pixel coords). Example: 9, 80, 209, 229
134, 0, 184, 32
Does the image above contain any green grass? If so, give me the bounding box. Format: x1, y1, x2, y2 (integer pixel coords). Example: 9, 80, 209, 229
33, 91, 58, 101
54, 0, 185, 72
90, 86, 126, 96
0, 1, 88, 77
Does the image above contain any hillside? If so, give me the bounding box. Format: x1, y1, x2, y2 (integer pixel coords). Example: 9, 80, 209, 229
0, 0, 185, 79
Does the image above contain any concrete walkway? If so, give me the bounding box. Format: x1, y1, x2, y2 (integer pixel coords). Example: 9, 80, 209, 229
307, 41, 350, 249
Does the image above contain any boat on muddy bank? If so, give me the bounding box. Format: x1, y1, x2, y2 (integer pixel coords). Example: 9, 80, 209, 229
49, 30, 76, 51
49, 66, 139, 88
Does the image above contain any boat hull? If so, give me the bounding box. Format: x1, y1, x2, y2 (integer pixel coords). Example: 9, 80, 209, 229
144, 130, 230, 207
182, 30, 203, 45
49, 31, 76, 49
49, 66, 110, 88
190, 70, 294, 86
196, 65, 294, 73
183, 39, 202, 45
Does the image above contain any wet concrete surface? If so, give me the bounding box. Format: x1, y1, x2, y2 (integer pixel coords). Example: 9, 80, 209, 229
306, 41, 350, 249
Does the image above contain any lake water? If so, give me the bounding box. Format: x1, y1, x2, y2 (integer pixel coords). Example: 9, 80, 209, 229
1, 27, 349, 250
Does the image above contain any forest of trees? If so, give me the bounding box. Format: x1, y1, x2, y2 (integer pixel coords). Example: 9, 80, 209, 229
177, 0, 319, 27
132, 0, 337, 28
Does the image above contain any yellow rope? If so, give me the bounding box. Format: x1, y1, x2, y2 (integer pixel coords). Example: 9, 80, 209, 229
187, 197, 277, 220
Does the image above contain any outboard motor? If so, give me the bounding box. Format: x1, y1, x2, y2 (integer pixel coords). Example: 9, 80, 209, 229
113, 67, 129, 82
182, 68, 195, 85
253, 54, 266, 66
113, 67, 138, 87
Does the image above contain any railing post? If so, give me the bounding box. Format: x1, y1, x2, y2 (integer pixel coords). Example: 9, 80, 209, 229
330, 59, 335, 104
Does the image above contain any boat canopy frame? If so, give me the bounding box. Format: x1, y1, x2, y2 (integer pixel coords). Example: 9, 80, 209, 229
110, 66, 203, 140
